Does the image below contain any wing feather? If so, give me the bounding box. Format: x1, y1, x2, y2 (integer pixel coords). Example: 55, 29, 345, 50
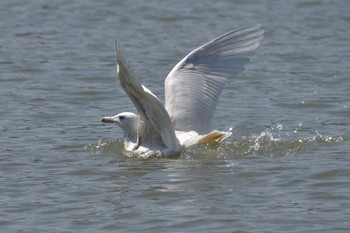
165, 25, 264, 134
115, 43, 179, 149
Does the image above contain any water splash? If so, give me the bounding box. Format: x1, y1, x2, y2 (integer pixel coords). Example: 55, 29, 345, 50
242, 129, 344, 157
85, 139, 121, 154
184, 128, 345, 159
87, 129, 345, 159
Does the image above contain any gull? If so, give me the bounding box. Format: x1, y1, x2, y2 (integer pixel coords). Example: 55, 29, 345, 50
102, 25, 264, 158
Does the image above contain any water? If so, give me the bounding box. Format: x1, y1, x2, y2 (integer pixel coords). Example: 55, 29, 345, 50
1, 0, 350, 232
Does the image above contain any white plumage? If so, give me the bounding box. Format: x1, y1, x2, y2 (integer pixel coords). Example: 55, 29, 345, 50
102, 25, 264, 158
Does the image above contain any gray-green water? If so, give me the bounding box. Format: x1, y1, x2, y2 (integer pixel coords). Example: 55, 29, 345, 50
1, 0, 350, 232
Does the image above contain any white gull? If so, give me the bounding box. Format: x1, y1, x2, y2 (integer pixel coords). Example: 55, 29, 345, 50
102, 25, 264, 158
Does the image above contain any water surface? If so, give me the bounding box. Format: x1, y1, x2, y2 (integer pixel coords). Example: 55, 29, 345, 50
1, 0, 350, 232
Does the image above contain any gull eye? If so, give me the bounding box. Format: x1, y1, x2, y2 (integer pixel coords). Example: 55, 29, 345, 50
119, 116, 125, 121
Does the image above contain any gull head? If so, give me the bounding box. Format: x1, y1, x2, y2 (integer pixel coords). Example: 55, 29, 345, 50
101, 112, 139, 135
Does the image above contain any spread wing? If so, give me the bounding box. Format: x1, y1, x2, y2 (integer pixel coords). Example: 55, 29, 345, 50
115, 43, 179, 150
165, 25, 264, 134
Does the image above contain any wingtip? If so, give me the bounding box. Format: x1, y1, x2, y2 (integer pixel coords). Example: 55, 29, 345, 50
251, 24, 262, 31
114, 39, 120, 56
247, 24, 265, 36
242, 24, 264, 37
114, 40, 125, 76
114, 40, 119, 75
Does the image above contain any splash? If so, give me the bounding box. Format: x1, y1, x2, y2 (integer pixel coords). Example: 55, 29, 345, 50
85, 139, 122, 154
87, 127, 345, 159
242, 129, 344, 157
183, 126, 346, 159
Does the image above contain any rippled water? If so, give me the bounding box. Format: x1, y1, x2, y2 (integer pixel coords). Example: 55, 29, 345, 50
1, 0, 350, 232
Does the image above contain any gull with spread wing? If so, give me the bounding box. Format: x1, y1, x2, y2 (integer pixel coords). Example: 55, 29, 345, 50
102, 25, 264, 158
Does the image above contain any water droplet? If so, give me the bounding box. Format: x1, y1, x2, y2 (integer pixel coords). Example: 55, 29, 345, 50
253, 143, 260, 151
276, 124, 283, 130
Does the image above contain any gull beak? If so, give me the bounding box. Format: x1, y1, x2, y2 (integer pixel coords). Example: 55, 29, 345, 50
101, 116, 117, 123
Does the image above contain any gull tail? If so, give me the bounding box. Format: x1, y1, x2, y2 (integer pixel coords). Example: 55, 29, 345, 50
198, 130, 232, 144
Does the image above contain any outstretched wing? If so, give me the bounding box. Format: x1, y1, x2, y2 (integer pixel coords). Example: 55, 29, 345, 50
165, 25, 264, 134
115, 43, 179, 150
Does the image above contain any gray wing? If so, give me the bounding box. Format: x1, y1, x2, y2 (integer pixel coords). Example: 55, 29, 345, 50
165, 25, 264, 134
116, 43, 179, 149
